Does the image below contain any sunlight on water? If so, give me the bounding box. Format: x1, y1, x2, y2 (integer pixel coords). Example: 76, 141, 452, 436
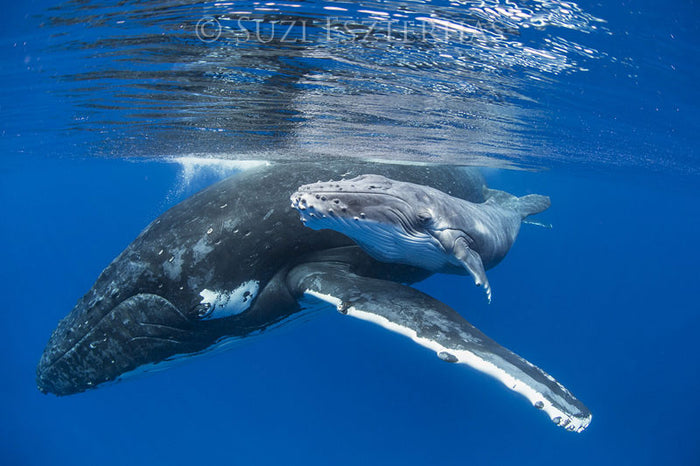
26, 0, 618, 169
4, 0, 694, 172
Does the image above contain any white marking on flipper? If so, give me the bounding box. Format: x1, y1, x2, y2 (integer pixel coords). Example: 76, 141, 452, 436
305, 289, 344, 312
345, 307, 591, 433
301, 288, 590, 432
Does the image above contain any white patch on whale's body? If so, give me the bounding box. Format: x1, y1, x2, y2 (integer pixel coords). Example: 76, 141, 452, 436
162, 248, 185, 281
199, 280, 260, 320
192, 236, 214, 263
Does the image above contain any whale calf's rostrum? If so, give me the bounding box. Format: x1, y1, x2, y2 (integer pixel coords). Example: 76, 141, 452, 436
37, 162, 590, 432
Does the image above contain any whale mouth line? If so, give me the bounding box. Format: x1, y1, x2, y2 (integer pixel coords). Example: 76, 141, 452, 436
39, 293, 190, 372
38, 298, 122, 375
36, 293, 196, 396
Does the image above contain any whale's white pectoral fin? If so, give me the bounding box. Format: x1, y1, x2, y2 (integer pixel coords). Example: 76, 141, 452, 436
454, 240, 492, 303
287, 261, 592, 433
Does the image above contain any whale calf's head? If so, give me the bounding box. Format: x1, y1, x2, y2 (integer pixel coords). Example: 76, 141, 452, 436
290, 174, 485, 281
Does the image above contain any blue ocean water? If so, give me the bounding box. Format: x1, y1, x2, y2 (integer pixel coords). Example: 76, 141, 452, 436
1, 0, 698, 465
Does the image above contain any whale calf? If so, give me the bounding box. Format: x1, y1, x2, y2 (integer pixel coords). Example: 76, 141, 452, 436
291, 174, 550, 302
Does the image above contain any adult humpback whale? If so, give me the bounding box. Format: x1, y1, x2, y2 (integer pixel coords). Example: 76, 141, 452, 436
36, 161, 591, 432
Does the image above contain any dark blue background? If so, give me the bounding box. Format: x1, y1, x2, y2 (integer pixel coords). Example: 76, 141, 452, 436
1, 0, 699, 464
2, 156, 698, 465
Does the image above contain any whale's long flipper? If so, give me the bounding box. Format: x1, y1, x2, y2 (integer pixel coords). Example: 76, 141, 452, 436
287, 262, 591, 432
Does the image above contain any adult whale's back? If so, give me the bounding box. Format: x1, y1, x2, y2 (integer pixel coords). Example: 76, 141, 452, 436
37, 161, 485, 395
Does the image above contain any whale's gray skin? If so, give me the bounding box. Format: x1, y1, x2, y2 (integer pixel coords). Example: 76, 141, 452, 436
291, 174, 550, 302
37, 162, 590, 432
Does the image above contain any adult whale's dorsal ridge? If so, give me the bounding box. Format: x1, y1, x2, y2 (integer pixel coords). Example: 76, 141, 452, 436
291, 174, 551, 302
37, 162, 589, 432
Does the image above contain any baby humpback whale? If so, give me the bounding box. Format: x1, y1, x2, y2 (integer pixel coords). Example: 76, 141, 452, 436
290, 174, 551, 302
37, 161, 590, 432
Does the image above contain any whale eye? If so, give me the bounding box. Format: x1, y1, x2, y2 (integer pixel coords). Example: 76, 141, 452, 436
417, 211, 433, 225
